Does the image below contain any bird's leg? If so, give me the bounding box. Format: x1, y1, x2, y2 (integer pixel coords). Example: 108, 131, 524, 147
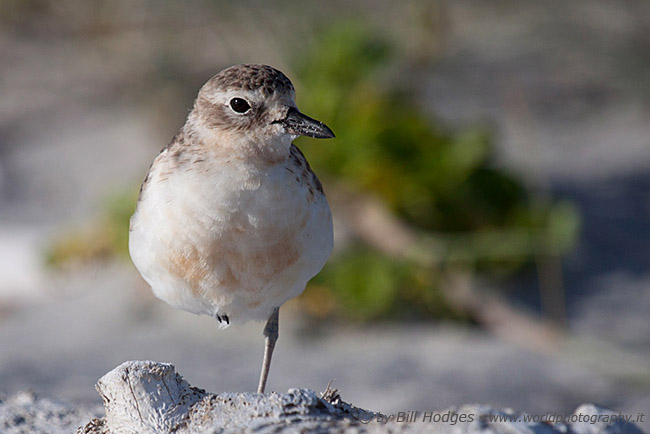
257, 307, 279, 394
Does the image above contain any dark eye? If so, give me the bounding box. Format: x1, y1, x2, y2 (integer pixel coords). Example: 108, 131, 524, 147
229, 98, 251, 113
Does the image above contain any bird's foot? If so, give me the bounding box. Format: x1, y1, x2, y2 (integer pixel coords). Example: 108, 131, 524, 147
216, 314, 230, 325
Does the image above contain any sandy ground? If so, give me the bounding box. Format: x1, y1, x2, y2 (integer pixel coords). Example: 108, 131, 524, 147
0, 266, 648, 428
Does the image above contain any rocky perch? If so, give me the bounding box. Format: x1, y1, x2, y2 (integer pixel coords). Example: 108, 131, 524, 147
2, 361, 644, 433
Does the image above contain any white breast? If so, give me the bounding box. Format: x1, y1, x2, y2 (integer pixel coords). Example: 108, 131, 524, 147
129, 152, 333, 323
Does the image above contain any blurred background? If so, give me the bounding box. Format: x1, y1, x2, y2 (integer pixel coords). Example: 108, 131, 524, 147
0, 0, 648, 429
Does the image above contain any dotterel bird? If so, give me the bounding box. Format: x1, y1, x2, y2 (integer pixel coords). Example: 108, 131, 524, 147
129, 64, 335, 393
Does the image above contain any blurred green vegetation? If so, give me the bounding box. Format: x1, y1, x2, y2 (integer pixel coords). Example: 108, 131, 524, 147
45, 189, 137, 270
307, 246, 461, 323
46, 21, 580, 323
293, 23, 580, 322
296, 23, 532, 234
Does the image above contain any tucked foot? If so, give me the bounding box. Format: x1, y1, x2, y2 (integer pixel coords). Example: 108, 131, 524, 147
216, 314, 230, 325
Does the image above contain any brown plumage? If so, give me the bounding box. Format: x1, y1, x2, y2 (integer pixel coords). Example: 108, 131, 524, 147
129, 64, 335, 394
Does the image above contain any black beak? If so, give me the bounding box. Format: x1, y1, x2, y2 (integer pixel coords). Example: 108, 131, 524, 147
277, 107, 335, 139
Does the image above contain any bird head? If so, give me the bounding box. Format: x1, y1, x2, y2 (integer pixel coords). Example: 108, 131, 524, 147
189, 64, 334, 163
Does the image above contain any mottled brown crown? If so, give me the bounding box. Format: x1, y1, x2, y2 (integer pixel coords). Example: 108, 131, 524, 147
207, 64, 294, 96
